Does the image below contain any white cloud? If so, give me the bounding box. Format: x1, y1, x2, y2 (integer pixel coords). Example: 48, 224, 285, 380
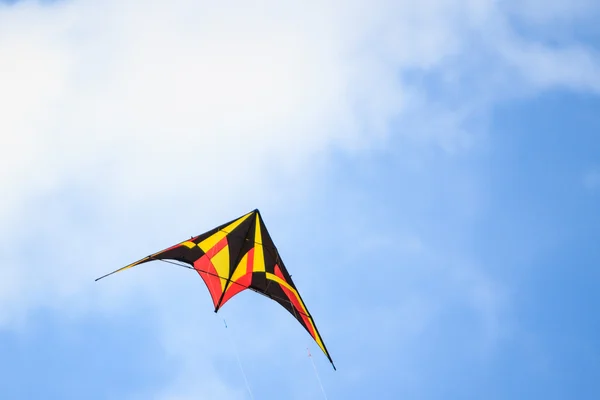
0, 0, 599, 397
499, 40, 600, 92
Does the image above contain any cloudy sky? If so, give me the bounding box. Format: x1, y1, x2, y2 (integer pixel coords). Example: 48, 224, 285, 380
1, 0, 599, 399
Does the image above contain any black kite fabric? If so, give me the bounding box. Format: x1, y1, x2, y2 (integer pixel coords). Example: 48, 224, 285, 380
96, 209, 335, 369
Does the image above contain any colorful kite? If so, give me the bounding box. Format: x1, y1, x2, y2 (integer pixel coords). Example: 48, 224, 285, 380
96, 209, 335, 369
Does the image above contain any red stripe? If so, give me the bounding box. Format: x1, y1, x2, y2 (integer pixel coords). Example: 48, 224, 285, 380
194, 236, 229, 308
206, 236, 228, 259
194, 254, 222, 308
273, 265, 316, 340
163, 235, 199, 252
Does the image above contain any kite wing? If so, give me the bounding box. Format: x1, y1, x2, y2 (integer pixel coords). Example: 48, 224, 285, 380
96, 209, 335, 369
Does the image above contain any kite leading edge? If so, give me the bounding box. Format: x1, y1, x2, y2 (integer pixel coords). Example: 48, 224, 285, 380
96, 209, 335, 370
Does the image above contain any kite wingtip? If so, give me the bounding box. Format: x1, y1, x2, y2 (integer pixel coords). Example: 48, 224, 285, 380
94, 272, 112, 282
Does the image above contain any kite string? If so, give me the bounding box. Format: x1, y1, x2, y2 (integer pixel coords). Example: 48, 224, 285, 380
308, 348, 329, 400
223, 318, 254, 400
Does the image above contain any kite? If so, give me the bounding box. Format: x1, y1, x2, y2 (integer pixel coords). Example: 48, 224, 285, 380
96, 209, 335, 369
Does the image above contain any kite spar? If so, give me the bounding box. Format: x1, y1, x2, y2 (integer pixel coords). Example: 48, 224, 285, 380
96, 209, 335, 370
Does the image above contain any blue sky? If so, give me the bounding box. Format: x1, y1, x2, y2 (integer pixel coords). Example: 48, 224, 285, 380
1, 0, 599, 399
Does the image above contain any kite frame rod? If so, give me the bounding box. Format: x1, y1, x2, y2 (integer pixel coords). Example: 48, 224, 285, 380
129, 258, 316, 319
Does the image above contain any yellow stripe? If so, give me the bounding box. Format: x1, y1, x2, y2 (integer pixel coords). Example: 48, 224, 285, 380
198, 211, 253, 253
110, 261, 142, 275
265, 272, 325, 352
231, 252, 248, 282
265, 273, 306, 312
210, 244, 230, 290
181, 241, 196, 248
253, 214, 265, 272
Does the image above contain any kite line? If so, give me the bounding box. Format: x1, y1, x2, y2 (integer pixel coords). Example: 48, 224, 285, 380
308, 347, 329, 400
223, 318, 254, 400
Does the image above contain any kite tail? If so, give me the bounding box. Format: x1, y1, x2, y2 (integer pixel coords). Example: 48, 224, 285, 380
223, 319, 254, 399
308, 347, 329, 400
